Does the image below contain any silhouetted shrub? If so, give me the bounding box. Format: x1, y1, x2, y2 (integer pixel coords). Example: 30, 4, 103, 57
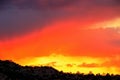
0, 60, 120, 80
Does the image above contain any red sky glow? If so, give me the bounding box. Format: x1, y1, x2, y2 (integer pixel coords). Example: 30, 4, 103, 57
0, 0, 120, 74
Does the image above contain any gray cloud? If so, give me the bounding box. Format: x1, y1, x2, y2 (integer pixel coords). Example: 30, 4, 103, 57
0, 0, 81, 39
0, 9, 47, 38
0, 0, 79, 10
93, 0, 120, 6
0, 0, 120, 40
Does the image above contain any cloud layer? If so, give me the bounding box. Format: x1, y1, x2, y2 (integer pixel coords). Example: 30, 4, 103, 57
0, 0, 120, 74
0, 0, 120, 39
0, 0, 79, 9
15, 54, 120, 74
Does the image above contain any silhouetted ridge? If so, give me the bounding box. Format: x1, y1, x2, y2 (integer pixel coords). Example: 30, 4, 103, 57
0, 60, 120, 80
0, 60, 60, 80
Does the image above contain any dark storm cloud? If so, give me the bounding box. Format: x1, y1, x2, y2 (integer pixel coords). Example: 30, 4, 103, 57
93, 0, 120, 6
0, 0, 79, 10
110, 0, 120, 6
0, 0, 80, 39
0, 9, 47, 38
0, 0, 120, 10
0, 0, 120, 40
0, 0, 10, 9
15, 0, 120, 9
0, 0, 9, 5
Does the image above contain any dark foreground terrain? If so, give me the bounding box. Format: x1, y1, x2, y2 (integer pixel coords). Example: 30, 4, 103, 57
0, 60, 120, 80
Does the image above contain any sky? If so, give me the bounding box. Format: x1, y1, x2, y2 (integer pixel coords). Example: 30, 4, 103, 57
0, 0, 120, 74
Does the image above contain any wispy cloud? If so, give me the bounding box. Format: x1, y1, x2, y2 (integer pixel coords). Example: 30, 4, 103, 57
78, 63, 99, 68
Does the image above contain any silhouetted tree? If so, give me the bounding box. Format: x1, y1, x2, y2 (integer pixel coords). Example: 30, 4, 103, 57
0, 60, 120, 80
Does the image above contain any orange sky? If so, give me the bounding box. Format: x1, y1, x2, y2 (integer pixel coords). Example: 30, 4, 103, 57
0, 18, 120, 74
0, 0, 120, 74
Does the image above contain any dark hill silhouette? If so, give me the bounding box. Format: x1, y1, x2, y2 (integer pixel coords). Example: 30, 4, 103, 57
0, 60, 120, 80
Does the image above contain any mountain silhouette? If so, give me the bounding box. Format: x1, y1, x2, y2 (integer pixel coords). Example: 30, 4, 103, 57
0, 60, 120, 80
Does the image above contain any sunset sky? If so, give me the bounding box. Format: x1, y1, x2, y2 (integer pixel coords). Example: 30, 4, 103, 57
0, 0, 120, 74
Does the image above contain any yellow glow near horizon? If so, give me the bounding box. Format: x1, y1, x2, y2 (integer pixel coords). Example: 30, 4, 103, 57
17, 53, 103, 65
15, 54, 120, 74
91, 18, 120, 29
